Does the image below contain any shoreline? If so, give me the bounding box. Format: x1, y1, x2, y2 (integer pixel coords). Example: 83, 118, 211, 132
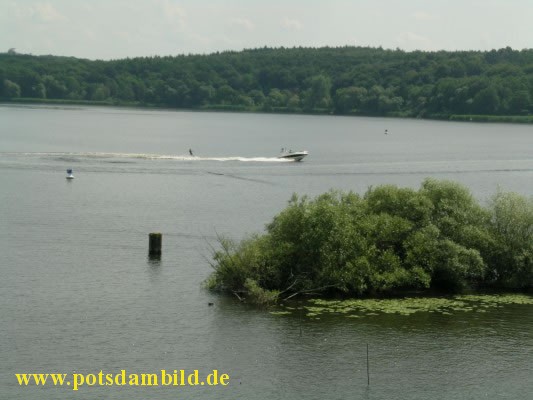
2, 98, 532, 124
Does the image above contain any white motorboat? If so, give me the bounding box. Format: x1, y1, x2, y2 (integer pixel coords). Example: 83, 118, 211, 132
66, 169, 74, 179
278, 149, 308, 162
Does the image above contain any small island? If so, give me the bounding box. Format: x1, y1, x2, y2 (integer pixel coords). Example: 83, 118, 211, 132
205, 179, 532, 304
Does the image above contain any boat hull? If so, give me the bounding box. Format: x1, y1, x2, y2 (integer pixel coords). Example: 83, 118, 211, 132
278, 151, 308, 162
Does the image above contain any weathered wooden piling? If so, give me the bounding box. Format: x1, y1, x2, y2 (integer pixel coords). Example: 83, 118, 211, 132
149, 233, 162, 255
299, 307, 303, 336
366, 343, 370, 385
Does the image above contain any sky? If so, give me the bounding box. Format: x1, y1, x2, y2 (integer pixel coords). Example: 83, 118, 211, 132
1, 0, 532, 60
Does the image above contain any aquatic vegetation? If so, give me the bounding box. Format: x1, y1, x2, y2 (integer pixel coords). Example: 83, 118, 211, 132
269, 311, 292, 316
270, 294, 533, 318
455, 293, 533, 305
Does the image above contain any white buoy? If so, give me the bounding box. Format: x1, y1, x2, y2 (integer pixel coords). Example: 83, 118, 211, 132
66, 169, 74, 179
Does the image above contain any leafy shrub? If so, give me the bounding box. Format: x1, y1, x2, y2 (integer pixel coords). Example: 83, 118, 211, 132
207, 180, 532, 300
487, 191, 533, 288
243, 279, 280, 305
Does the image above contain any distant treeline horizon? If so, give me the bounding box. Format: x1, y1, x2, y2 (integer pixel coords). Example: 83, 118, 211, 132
1, 46, 532, 121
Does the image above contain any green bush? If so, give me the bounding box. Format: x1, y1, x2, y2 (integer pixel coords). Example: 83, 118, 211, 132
488, 191, 533, 288
206, 180, 532, 300
243, 279, 280, 305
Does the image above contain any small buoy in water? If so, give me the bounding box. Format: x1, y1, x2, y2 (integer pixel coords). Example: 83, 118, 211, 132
208, 302, 214, 306
66, 169, 74, 179
384, 129, 388, 134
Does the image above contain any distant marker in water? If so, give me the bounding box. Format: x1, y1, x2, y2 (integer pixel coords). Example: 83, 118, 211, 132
384, 129, 388, 135
149, 232, 162, 255
367, 343, 370, 385
66, 169, 74, 179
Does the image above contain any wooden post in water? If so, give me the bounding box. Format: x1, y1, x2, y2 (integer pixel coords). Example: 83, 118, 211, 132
366, 343, 370, 385
299, 308, 303, 336
149, 233, 162, 255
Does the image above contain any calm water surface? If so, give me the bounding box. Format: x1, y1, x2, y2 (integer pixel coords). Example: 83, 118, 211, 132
1, 105, 532, 399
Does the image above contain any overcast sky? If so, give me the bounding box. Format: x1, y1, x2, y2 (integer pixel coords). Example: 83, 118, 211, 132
1, 0, 532, 60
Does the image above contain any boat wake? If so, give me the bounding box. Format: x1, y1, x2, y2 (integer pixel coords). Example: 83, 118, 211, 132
3, 152, 294, 163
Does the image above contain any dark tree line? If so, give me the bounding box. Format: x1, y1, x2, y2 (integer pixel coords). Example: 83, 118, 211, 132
1, 46, 532, 118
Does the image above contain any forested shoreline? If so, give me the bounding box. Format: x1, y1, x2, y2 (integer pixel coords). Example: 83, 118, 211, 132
1, 46, 532, 122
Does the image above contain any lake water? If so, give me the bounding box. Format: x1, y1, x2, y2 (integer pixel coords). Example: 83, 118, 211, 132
1, 104, 532, 400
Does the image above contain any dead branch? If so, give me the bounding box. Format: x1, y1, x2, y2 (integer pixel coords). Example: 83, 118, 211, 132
282, 285, 337, 301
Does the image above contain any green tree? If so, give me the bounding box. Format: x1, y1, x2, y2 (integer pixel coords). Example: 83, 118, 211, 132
506, 90, 531, 114
404, 225, 484, 291
472, 86, 501, 114
303, 74, 332, 110
89, 83, 110, 101
248, 89, 265, 107
488, 191, 533, 287
32, 82, 46, 98
2, 79, 20, 97
286, 93, 301, 110
334, 86, 367, 113
42, 75, 67, 99
207, 181, 532, 300
265, 88, 287, 108
215, 84, 237, 104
